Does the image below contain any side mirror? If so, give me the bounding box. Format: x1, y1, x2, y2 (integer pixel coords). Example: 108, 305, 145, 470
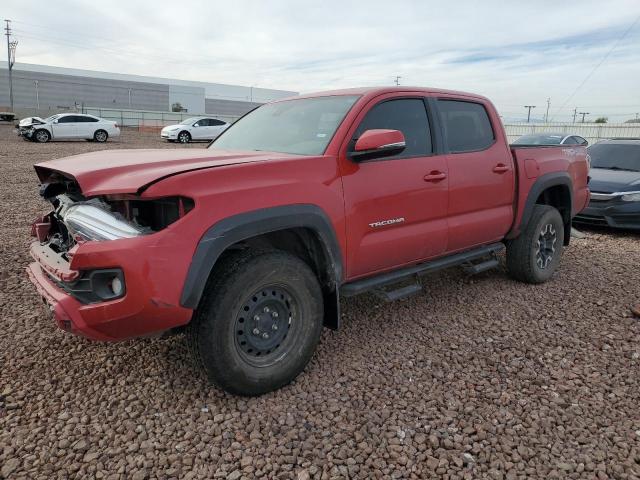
350, 129, 406, 161
193, 123, 200, 127
53, 120, 58, 124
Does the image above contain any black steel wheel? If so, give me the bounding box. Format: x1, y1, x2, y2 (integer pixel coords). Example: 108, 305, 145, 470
188, 249, 324, 396
234, 285, 297, 367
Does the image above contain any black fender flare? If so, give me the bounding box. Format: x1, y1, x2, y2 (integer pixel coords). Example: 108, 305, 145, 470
514, 171, 573, 242
180, 204, 343, 327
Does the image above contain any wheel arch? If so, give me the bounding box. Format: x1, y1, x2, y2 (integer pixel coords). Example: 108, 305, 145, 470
180, 204, 344, 329
517, 172, 573, 246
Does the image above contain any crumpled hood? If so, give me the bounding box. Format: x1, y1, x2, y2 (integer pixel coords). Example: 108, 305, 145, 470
588, 167, 640, 193
34, 148, 301, 196
19, 116, 45, 127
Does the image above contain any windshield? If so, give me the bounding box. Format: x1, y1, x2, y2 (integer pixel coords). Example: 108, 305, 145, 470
179, 117, 201, 125
513, 134, 564, 145
209, 95, 359, 155
588, 143, 640, 171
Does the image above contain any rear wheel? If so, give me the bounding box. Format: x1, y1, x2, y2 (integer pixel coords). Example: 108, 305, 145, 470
188, 250, 324, 396
506, 204, 564, 283
177, 131, 191, 143
94, 129, 108, 142
34, 129, 50, 143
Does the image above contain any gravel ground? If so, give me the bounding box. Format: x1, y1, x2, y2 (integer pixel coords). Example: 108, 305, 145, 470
1, 124, 640, 479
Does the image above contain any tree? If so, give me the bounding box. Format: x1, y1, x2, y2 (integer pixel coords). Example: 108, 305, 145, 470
625, 118, 640, 123
594, 117, 608, 124
171, 102, 185, 112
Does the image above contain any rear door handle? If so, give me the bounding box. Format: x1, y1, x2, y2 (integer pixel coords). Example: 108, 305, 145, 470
423, 171, 447, 182
492, 163, 510, 173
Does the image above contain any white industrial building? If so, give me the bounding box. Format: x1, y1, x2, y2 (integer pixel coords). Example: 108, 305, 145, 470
0, 62, 297, 118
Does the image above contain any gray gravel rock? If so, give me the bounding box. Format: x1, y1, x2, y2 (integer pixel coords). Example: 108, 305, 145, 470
1, 126, 640, 479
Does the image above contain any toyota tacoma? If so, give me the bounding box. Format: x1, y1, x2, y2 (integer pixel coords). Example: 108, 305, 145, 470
27, 87, 590, 395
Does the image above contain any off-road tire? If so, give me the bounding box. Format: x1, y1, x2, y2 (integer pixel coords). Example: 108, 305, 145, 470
188, 249, 324, 396
506, 204, 564, 284
94, 129, 108, 142
177, 131, 191, 143
34, 129, 50, 143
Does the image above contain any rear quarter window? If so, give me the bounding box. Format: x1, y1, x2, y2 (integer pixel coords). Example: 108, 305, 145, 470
438, 100, 495, 153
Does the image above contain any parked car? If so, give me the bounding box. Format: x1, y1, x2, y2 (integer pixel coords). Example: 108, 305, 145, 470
16, 113, 120, 143
574, 139, 640, 230
160, 117, 229, 143
27, 87, 589, 395
513, 132, 588, 146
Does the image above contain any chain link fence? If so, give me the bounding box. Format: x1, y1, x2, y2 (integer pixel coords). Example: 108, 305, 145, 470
503, 122, 640, 144
82, 107, 240, 132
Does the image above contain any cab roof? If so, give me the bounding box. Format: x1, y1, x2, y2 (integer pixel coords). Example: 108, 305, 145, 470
275, 86, 490, 103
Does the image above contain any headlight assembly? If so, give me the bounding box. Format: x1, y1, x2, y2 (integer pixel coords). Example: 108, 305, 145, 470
621, 192, 640, 202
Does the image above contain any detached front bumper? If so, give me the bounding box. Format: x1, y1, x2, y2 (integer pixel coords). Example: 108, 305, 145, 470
574, 199, 640, 230
26, 236, 194, 342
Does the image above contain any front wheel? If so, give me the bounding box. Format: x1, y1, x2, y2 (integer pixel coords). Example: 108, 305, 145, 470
177, 131, 191, 143
34, 129, 50, 143
506, 204, 564, 284
188, 250, 324, 396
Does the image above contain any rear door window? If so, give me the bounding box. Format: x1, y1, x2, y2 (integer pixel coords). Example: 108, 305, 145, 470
437, 100, 495, 153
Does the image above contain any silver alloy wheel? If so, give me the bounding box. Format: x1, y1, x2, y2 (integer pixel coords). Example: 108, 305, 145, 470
94, 130, 107, 142
35, 130, 49, 143
535, 223, 557, 269
178, 131, 190, 143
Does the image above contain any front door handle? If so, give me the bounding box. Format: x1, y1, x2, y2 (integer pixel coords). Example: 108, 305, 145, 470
424, 171, 447, 182
493, 163, 510, 173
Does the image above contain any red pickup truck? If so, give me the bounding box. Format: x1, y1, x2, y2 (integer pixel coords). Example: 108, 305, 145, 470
27, 87, 590, 395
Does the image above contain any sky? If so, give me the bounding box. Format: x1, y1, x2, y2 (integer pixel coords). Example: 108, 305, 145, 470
4, 0, 640, 122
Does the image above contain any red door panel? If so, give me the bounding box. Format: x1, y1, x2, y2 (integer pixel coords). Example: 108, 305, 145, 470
446, 145, 515, 251
338, 95, 449, 279
436, 98, 515, 252
341, 156, 448, 277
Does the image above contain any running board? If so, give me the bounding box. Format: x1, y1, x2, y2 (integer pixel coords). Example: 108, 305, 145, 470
373, 281, 423, 302
341, 243, 504, 297
462, 257, 500, 275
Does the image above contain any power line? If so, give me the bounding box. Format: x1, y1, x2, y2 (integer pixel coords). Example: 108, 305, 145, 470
550, 13, 640, 121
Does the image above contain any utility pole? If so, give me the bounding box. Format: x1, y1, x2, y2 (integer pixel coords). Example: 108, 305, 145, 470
394, 76, 401, 86
128, 88, 132, 108
545, 98, 551, 123
524, 105, 536, 123
579, 112, 590, 123
5, 19, 17, 112
572, 108, 578, 124
34, 80, 39, 109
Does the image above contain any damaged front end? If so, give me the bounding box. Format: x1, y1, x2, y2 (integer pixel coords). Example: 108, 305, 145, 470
16, 116, 45, 138
27, 170, 196, 340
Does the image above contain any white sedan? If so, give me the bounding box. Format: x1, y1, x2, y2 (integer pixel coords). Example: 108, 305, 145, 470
161, 117, 229, 143
17, 113, 120, 143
